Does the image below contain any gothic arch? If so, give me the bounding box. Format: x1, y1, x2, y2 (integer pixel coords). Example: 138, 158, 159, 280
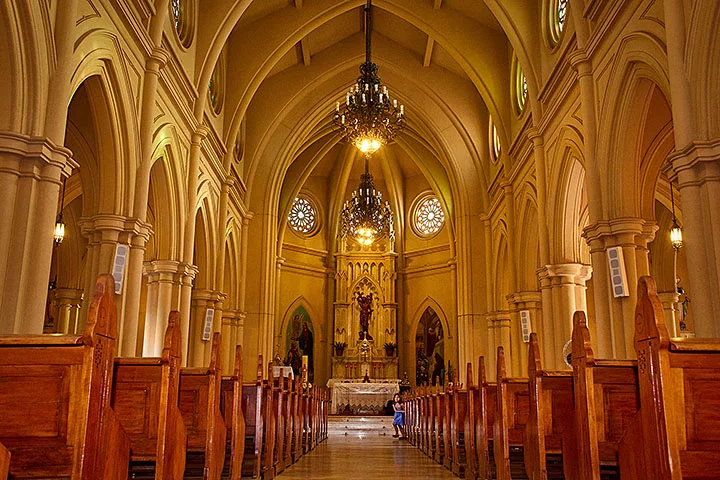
409, 297, 452, 341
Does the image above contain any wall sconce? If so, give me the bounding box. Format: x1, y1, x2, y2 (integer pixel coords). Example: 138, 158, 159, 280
670, 181, 683, 250
54, 177, 67, 246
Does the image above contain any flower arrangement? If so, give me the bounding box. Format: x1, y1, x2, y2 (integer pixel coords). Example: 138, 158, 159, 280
332, 341, 348, 356
383, 342, 397, 356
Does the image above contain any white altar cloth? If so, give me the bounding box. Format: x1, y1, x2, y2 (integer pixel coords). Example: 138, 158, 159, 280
272, 366, 294, 379
327, 381, 399, 414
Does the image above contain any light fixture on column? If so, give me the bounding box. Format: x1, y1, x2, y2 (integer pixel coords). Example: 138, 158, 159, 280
340, 157, 394, 246
670, 181, 683, 250
54, 177, 67, 246
332, 0, 405, 155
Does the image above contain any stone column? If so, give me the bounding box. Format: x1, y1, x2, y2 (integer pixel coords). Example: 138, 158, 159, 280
189, 289, 225, 367
669, 142, 720, 336
78, 215, 151, 347
142, 260, 196, 357
657, 291, 680, 337
584, 219, 657, 358
506, 291, 543, 375
537, 264, 592, 369
0, 133, 76, 333
55, 288, 84, 334
485, 311, 511, 381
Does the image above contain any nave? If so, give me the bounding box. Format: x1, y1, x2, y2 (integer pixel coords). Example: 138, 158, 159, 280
277, 417, 455, 480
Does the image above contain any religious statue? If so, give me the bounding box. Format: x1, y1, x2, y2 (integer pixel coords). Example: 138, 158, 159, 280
284, 340, 302, 377
298, 321, 314, 376
356, 291, 374, 341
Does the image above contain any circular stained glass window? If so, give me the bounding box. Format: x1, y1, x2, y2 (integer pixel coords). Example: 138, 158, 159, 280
413, 195, 445, 237
288, 197, 318, 235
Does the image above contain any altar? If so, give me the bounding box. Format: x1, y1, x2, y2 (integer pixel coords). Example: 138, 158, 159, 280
327, 379, 399, 415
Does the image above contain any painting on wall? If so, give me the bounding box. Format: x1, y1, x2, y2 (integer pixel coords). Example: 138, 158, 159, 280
415, 307, 444, 386
285, 306, 314, 382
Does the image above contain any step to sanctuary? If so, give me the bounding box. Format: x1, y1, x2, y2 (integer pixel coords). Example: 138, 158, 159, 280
328, 416, 396, 437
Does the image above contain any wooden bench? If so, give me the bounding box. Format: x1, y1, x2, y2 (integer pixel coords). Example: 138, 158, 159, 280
524, 332, 578, 480
493, 346, 529, 480
179, 332, 227, 480
433, 383, 446, 464
0, 274, 130, 479
220, 345, 245, 480
271, 372, 288, 475
261, 363, 276, 480
112, 311, 187, 480
240, 355, 264, 479
619, 275, 720, 479
572, 310, 639, 480
450, 375, 468, 476
0, 442, 8, 480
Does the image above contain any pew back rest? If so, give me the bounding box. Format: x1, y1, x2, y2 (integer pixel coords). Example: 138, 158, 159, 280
112, 311, 186, 480
632, 275, 720, 478
0, 275, 128, 479
0, 442, 8, 480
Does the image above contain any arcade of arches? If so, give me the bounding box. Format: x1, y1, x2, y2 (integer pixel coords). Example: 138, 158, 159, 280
1, 0, 719, 391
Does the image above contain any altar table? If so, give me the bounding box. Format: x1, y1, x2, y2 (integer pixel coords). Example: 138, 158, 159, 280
327, 380, 399, 414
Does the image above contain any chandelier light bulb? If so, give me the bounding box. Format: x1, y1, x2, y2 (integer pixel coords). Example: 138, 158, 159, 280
54, 218, 66, 246
670, 221, 683, 249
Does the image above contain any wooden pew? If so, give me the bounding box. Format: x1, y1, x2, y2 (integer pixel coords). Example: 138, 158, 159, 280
493, 346, 530, 480
571, 310, 639, 480
443, 374, 453, 469
261, 363, 276, 480
464, 364, 478, 480
432, 382, 446, 463
240, 356, 264, 479
289, 377, 302, 462
271, 372, 288, 475
450, 375, 468, 476
282, 376, 294, 467
179, 332, 227, 480
0, 274, 130, 480
618, 275, 720, 479
0, 442, 8, 480
524, 333, 578, 480
220, 345, 245, 480
112, 311, 187, 480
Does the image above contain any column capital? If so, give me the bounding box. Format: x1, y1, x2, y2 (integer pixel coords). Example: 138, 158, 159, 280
506, 290, 543, 310
568, 49, 592, 76
538, 263, 593, 284
668, 138, 720, 184
79, 214, 154, 244
0, 131, 78, 179
53, 287, 84, 303
526, 127, 545, 146
583, 217, 658, 248
147, 47, 170, 71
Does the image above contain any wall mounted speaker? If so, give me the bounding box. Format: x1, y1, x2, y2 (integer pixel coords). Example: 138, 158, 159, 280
202, 308, 214, 341
112, 244, 129, 294
606, 246, 629, 297
520, 310, 532, 343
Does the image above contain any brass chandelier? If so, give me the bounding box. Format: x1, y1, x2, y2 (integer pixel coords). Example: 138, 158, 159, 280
340, 158, 394, 246
333, 0, 405, 155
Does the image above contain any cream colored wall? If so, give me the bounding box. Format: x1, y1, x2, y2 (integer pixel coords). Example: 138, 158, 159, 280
1, 0, 719, 386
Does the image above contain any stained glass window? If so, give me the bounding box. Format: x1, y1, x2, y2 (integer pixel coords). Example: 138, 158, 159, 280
414, 196, 445, 236
516, 62, 528, 114
558, 0, 568, 33
491, 120, 501, 161
171, 0, 181, 30
288, 197, 317, 234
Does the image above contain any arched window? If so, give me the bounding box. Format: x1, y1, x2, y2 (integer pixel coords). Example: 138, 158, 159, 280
288, 196, 319, 236
489, 117, 501, 163
169, 0, 194, 48
208, 56, 225, 115
412, 194, 445, 237
548, 0, 569, 46
515, 60, 528, 114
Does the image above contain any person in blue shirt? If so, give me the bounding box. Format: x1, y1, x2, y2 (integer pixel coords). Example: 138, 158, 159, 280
392, 393, 406, 439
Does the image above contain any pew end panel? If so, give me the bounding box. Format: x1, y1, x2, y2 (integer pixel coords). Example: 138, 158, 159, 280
0, 442, 8, 480
0, 274, 130, 480
220, 344, 245, 480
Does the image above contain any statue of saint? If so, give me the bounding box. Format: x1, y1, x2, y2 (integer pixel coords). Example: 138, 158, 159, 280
356, 291, 374, 341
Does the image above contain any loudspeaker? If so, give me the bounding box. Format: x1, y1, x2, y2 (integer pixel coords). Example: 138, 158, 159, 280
202, 308, 214, 341
606, 246, 629, 297
112, 244, 129, 294
520, 310, 532, 343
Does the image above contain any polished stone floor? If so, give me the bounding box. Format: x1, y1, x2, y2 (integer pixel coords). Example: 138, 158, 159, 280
277, 428, 457, 479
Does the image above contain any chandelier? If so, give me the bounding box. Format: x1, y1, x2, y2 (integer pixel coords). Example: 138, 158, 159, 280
340, 159, 394, 246
333, 0, 405, 155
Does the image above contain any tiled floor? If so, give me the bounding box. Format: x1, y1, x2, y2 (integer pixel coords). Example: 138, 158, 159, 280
277, 431, 457, 479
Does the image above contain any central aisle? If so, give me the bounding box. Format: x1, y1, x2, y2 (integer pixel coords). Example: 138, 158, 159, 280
277, 416, 457, 479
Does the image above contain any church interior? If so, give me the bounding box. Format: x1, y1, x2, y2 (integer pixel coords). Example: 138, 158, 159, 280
1, 0, 719, 478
